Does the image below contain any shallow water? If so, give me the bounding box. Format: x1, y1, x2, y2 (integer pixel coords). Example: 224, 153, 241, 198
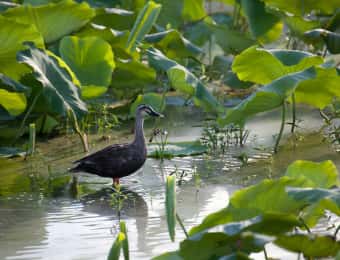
0, 106, 339, 260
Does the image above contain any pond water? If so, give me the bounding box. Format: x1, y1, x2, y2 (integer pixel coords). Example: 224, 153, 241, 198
0, 105, 339, 260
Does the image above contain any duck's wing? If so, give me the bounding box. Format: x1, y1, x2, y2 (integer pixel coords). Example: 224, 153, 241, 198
73, 143, 129, 164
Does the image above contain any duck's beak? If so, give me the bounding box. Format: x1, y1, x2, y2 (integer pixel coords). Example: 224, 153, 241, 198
148, 107, 164, 117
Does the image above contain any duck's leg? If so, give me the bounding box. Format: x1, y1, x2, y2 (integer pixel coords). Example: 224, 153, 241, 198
113, 178, 120, 186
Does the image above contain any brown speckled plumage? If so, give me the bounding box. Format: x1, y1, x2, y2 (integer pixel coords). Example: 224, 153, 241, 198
70, 104, 163, 181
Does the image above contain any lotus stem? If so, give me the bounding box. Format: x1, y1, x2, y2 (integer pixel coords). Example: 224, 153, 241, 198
274, 102, 286, 153
69, 109, 89, 152
263, 247, 269, 260
28, 123, 36, 155
176, 213, 189, 238
291, 93, 296, 133
13, 90, 42, 144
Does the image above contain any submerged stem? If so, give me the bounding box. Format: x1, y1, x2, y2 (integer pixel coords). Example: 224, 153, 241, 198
274, 102, 286, 153
291, 93, 296, 133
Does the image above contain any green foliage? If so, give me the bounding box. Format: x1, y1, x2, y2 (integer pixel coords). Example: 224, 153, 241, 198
275, 234, 340, 257
3, 0, 95, 43
189, 159, 339, 235
0, 16, 44, 79
232, 46, 323, 84
285, 160, 340, 188
126, 0, 161, 52
304, 29, 340, 54
59, 36, 115, 99
148, 48, 223, 113
166, 175, 176, 242
17, 42, 87, 120
241, 0, 283, 43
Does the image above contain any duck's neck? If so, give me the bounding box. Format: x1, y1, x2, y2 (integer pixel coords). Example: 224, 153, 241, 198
133, 113, 145, 146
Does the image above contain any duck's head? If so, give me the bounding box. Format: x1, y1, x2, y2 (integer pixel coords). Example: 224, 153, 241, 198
137, 104, 164, 118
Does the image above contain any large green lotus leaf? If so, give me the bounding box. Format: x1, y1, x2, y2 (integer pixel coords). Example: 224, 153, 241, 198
218, 68, 316, 126
262, 0, 339, 15
304, 29, 340, 54
294, 67, 340, 109
145, 30, 202, 59
59, 36, 115, 99
179, 231, 272, 259
154, 0, 183, 28
0, 16, 44, 80
17, 42, 87, 119
285, 160, 339, 188
152, 251, 182, 260
92, 8, 135, 31
3, 0, 95, 43
241, 0, 283, 43
275, 234, 340, 257
183, 17, 212, 46
126, 1, 161, 52
0, 89, 26, 116
148, 48, 223, 114
75, 25, 134, 59
232, 46, 323, 84
111, 59, 156, 89
287, 187, 340, 216
129, 93, 165, 117
0, 73, 29, 116
189, 177, 309, 235
282, 16, 320, 36
181, 0, 206, 22
210, 24, 255, 54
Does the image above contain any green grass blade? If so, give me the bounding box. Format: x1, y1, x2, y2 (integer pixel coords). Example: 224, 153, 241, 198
120, 221, 130, 260
107, 232, 125, 260
126, 1, 161, 52
166, 175, 176, 242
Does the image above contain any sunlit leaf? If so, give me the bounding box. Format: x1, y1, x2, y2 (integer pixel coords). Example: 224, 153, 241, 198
126, 1, 161, 52
294, 67, 340, 109
3, 0, 95, 43
17, 42, 87, 119
285, 160, 339, 188
0, 16, 44, 80
0, 89, 26, 116
59, 36, 115, 99
107, 232, 125, 260
120, 221, 130, 260
181, 0, 206, 22
218, 68, 316, 126
145, 30, 202, 59
232, 46, 323, 84
166, 175, 176, 242
275, 234, 340, 257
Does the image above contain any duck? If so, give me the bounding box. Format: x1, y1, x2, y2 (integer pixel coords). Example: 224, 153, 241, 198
70, 104, 163, 185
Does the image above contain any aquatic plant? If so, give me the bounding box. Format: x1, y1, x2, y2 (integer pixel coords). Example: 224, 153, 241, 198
155, 160, 340, 259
